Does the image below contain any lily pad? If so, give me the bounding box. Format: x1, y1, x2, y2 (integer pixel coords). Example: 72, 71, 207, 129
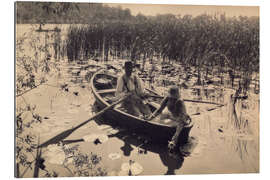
83, 133, 109, 144
97, 125, 112, 130
83, 134, 99, 142
107, 129, 120, 135
47, 144, 62, 152
98, 134, 109, 143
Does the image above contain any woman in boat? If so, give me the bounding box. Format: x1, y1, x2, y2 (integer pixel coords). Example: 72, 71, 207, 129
149, 86, 191, 149
115, 61, 151, 118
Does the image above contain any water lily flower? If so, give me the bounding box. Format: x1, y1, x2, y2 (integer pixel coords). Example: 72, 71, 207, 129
44, 144, 66, 165
120, 160, 143, 176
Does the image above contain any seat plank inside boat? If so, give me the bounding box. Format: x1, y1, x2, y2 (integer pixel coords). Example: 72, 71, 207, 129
96, 89, 116, 94
147, 101, 160, 110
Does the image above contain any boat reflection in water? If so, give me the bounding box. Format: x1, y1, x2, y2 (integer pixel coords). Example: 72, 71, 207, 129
95, 111, 196, 175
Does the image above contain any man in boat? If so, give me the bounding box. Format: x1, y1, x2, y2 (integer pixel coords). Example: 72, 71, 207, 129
149, 86, 192, 149
115, 61, 152, 118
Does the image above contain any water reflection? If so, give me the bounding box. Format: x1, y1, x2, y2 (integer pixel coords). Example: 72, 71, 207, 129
230, 136, 258, 171
234, 139, 248, 161
120, 142, 134, 157
159, 152, 184, 175
94, 113, 193, 175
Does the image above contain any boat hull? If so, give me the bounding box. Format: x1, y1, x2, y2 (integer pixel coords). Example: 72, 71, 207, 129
91, 72, 193, 145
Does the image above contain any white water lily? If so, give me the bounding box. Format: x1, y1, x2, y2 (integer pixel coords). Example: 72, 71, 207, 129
120, 161, 143, 176
44, 144, 66, 165
108, 152, 121, 160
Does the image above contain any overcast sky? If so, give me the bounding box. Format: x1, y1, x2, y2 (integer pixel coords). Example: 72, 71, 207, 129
106, 3, 259, 17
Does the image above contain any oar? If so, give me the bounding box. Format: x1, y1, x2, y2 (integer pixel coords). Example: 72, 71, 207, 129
39, 94, 130, 148
145, 94, 224, 106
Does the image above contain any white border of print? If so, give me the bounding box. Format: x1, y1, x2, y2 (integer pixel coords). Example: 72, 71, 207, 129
2, 0, 268, 180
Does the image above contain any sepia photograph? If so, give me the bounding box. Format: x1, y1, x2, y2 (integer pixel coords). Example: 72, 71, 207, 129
15, 1, 259, 178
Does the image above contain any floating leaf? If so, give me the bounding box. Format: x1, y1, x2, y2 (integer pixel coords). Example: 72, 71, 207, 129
97, 125, 112, 130
47, 144, 61, 152
98, 134, 109, 143
107, 129, 120, 135
83, 133, 109, 144
108, 153, 121, 160
83, 134, 99, 142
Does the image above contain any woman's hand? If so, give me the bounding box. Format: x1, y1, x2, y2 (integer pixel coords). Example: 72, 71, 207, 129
184, 114, 191, 124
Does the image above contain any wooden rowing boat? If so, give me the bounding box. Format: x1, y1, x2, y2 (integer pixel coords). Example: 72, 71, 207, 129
90, 71, 193, 145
